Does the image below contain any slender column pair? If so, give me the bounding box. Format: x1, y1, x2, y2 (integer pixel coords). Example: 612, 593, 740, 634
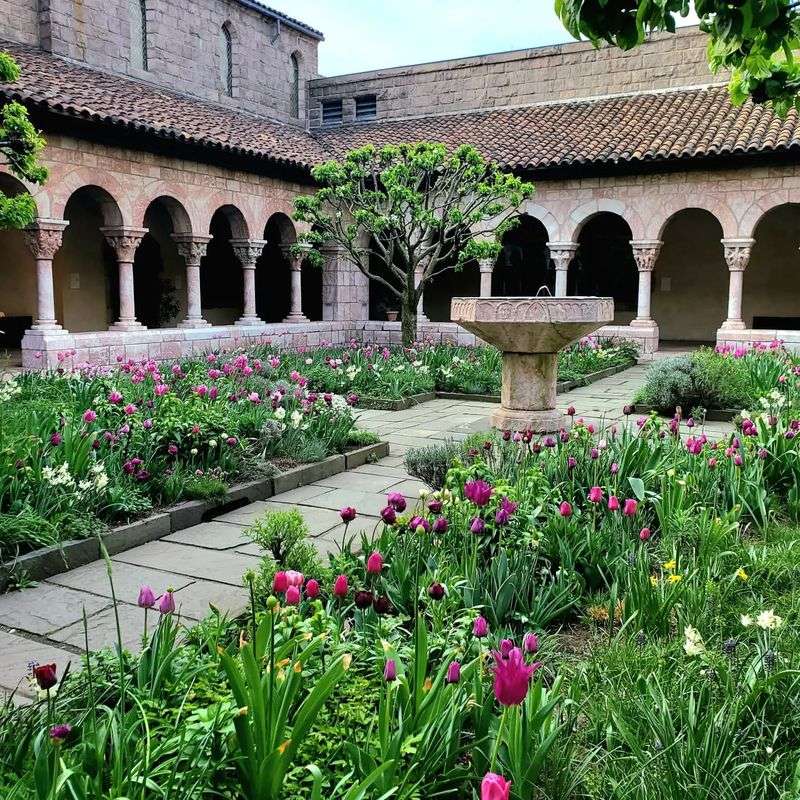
23, 219, 69, 332
720, 238, 755, 330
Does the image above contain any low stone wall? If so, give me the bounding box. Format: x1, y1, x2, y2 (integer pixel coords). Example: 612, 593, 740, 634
28, 317, 786, 372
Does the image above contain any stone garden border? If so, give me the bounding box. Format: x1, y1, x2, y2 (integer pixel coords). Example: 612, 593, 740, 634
632, 404, 739, 422
434, 361, 636, 404
0, 441, 389, 591
358, 393, 437, 411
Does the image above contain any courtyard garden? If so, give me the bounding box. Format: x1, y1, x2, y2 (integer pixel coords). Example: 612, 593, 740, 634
1, 342, 800, 799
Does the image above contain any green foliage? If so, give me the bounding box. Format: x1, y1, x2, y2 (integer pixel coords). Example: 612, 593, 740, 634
0, 52, 48, 229
293, 142, 534, 345
555, 0, 800, 115
247, 508, 322, 584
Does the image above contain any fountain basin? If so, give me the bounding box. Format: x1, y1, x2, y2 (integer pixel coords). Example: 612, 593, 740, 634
451, 296, 614, 431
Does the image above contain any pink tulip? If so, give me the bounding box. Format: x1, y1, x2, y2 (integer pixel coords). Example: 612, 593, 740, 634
559, 501, 572, 517
492, 646, 540, 706
481, 772, 512, 800
82, 409, 97, 423
273, 571, 289, 593
608, 495, 620, 512
588, 486, 603, 504
639, 527, 651, 541
158, 590, 176, 615
137, 585, 156, 608
305, 579, 320, 599
622, 498, 638, 516
383, 659, 397, 682
473, 616, 489, 637
446, 661, 461, 684
366, 551, 383, 574
333, 574, 348, 598
523, 632, 539, 654
285, 570, 304, 587
285, 585, 301, 605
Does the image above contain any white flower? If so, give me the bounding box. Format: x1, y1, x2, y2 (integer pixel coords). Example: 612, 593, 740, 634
305, 358, 313, 365
683, 625, 705, 657
290, 409, 303, 428
190, 448, 198, 455
740, 614, 754, 627
209, 439, 218, 448
756, 609, 783, 630
0, 379, 21, 403
274, 407, 286, 420
419, 488, 429, 498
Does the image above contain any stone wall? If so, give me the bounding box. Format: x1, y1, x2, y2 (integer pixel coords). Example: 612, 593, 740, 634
0, 0, 40, 45
5, 0, 319, 124
309, 27, 717, 126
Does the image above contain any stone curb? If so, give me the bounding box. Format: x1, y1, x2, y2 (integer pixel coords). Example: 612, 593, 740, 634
0, 441, 388, 591
632, 404, 739, 422
358, 392, 436, 411
433, 361, 637, 404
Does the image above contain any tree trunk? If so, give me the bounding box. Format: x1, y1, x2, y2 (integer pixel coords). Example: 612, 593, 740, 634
400, 290, 417, 348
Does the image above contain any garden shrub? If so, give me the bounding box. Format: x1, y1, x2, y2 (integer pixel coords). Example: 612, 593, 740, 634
637, 356, 696, 410
404, 439, 464, 488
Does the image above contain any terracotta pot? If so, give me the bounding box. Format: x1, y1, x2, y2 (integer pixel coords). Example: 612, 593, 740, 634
386, 310, 399, 322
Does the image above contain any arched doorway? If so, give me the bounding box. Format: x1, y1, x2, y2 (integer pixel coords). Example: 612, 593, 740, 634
653, 209, 727, 343
570, 213, 637, 324
258, 213, 293, 322
745, 204, 800, 332
135, 197, 192, 329
493, 215, 553, 296
0, 175, 37, 359
57, 186, 122, 332
202, 205, 246, 325
423, 259, 480, 321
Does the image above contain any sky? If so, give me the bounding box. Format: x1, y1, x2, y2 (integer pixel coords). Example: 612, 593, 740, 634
284, 1, 699, 76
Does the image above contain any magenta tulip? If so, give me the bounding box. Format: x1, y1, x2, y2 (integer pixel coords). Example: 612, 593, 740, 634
464, 479, 493, 507
588, 486, 603, 504
333, 574, 348, 598
305, 579, 320, 599
340, 506, 357, 523
273, 571, 289, 593
492, 646, 539, 706
481, 772, 512, 800
523, 632, 539, 654
608, 495, 620, 512
386, 491, 406, 512
285, 585, 301, 605
383, 659, 397, 682
380, 505, 397, 525
158, 590, 176, 615
446, 661, 461, 684
473, 616, 489, 637
366, 551, 383, 574
622, 498, 638, 516
559, 501, 572, 517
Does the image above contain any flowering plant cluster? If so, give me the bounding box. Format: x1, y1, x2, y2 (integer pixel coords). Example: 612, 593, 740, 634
0, 350, 362, 560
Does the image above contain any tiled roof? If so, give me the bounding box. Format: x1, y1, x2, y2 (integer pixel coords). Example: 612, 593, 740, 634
0, 41, 327, 171
315, 86, 800, 171
3, 41, 800, 176
235, 1, 323, 39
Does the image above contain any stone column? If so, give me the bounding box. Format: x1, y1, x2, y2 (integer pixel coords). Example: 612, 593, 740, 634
172, 233, 212, 328
101, 226, 148, 330
630, 240, 662, 328
282, 243, 311, 323
414, 265, 428, 322
230, 239, 266, 326
721, 238, 755, 330
548, 243, 578, 297
478, 257, 495, 297
23, 219, 69, 332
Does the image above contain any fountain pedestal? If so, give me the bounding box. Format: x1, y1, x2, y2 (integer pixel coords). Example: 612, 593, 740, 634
451, 296, 614, 432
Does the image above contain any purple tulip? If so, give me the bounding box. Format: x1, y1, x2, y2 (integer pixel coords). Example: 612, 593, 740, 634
158, 590, 176, 615
523, 632, 539, 654
446, 661, 461, 684
432, 516, 449, 533
137, 585, 156, 608
473, 616, 489, 637
384, 659, 397, 682
380, 505, 397, 525
386, 491, 407, 512
470, 517, 486, 534
49, 724, 72, 743
464, 479, 493, 507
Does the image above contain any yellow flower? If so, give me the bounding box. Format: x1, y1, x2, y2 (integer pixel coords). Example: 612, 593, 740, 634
649, 575, 659, 587
662, 560, 677, 572
736, 567, 749, 582
667, 574, 683, 584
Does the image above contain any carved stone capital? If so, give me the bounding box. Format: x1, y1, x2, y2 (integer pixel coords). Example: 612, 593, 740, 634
231, 238, 267, 270
101, 226, 148, 263
171, 234, 212, 267
24, 219, 69, 260
281, 241, 312, 271
548, 242, 578, 272
721, 238, 755, 272
478, 257, 496, 274
630, 240, 663, 272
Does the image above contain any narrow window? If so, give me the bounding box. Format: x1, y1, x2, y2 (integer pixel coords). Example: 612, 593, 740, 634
321, 99, 343, 125
221, 24, 233, 96
130, 0, 148, 70
290, 53, 300, 117
355, 94, 377, 120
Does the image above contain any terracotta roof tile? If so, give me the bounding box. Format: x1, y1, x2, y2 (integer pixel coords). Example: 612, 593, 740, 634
0, 40, 327, 170
316, 86, 800, 170
3, 40, 800, 176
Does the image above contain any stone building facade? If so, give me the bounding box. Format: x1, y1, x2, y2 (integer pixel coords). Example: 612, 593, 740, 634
2, 3, 800, 370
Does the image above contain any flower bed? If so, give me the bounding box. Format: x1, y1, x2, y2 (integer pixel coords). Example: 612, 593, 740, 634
633, 341, 800, 419
251, 336, 639, 403
0, 352, 373, 569
4, 362, 800, 799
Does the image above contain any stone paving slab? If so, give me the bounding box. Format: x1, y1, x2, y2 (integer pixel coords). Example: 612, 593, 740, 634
113, 541, 261, 586
0, 584, 110, 636
50, 604, 151, 653
0, 631, 77, 698
48, 561, 195, 600
164, 520, 250, 550
315, 470, 403, 493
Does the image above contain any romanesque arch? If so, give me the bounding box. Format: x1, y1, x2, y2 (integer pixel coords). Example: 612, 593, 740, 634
201, 204, 249, 324
493, 214, 552, 296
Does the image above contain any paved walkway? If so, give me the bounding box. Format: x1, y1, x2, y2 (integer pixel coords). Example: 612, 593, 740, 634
0, 362, 733, 700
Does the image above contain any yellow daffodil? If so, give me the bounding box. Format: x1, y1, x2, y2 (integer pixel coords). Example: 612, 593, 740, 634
649, 575, 659, 587
736, 567, 749, 581
668, 574, 683, 583
662, 560, 677, 571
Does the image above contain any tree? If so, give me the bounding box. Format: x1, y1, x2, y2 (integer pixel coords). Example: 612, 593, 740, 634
555, 0, 800, 115
0, 51, 48, 229
293, 142, 534, 346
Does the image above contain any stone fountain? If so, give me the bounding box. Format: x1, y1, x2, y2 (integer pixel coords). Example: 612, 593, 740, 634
451, 296, 614, 431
